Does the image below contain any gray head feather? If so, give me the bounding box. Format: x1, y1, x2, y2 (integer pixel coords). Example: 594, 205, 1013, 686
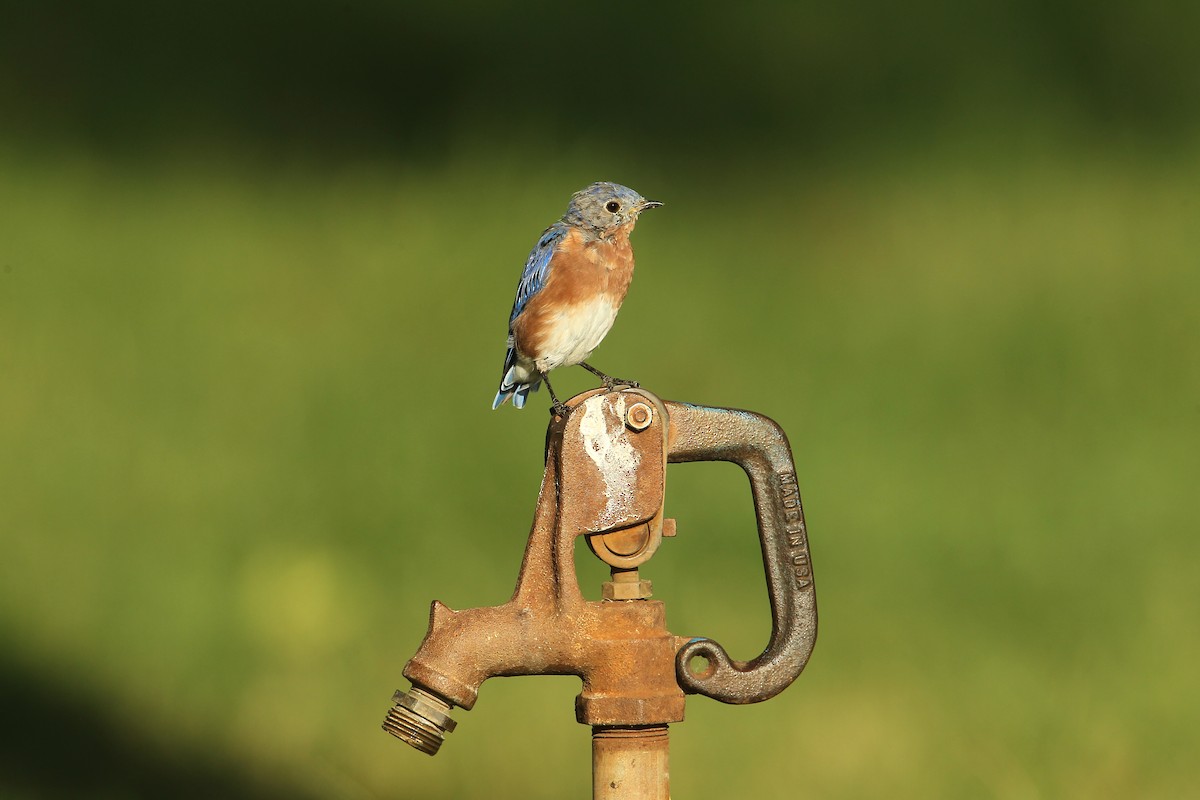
563, 182, 662, 234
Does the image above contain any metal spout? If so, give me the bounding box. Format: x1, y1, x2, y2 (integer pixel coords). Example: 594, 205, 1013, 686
382, 687, 457, 755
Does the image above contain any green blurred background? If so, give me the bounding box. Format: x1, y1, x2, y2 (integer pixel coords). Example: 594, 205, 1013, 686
1, 2, 1197, 798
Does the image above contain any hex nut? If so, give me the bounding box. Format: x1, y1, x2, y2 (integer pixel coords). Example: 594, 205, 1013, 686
393, 687, 457, 732
602, 579, 654, 600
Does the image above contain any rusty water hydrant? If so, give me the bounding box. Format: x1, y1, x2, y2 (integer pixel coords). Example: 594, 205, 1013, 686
383, 387, 817, 799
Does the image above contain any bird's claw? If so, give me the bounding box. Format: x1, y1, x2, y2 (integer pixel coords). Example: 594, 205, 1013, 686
602, 377, 640, 392
550, 401, 571, 418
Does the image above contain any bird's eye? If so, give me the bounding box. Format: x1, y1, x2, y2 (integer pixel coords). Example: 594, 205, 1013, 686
605, 201, 621, 213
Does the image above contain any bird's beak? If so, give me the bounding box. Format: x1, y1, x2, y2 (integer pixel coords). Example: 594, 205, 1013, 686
638, 199, 664, 211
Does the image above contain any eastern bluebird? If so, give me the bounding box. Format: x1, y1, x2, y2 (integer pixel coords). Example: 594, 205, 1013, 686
492, 182, 661, 414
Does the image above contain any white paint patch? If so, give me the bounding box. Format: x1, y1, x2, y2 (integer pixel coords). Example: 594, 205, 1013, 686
578, 394, 639, 528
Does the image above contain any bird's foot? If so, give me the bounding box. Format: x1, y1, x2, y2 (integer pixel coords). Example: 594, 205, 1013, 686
601, 376, 640, 392
579, 362, 639, 393
549, 401, 571, 418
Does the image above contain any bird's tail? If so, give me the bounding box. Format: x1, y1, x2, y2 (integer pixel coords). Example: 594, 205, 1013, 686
491, 347, 540, 409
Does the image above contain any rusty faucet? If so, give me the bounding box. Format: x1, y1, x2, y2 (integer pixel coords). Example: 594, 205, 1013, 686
383, 387, 818, 799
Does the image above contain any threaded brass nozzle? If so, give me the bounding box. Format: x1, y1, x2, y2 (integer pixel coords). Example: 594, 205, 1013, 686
382, 687, 457, 756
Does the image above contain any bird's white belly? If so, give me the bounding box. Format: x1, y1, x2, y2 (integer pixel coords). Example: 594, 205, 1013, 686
536, 298, 618, 371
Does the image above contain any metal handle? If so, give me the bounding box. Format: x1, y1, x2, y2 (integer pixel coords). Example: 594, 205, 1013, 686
664, 401, 818, 704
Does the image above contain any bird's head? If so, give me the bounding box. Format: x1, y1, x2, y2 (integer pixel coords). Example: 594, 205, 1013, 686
564, 182, 662, 234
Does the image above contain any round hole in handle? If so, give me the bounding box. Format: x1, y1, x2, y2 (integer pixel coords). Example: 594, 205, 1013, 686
687, 654, 716, 679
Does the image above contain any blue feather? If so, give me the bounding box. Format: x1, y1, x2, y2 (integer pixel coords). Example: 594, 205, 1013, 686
491, 225, 566, 408
491, 344, 544, 409
509, 223, 568, 323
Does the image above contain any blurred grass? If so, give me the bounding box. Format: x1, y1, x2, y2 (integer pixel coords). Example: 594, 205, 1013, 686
1, 140, 1197, 799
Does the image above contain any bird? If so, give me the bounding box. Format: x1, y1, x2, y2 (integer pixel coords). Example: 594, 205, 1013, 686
492, 182, 662, 415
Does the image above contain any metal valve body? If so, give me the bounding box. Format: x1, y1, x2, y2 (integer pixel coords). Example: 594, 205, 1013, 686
384, 387, 818, 797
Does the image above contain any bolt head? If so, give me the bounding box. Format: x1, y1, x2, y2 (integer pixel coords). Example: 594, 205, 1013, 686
625, 402, 653, 431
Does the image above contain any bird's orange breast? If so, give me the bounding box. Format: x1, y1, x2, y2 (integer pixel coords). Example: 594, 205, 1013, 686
512, 225, 636, 360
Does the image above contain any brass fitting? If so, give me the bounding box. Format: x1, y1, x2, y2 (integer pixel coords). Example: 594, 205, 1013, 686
602, 568, 653, 600
383, 687, 456, 755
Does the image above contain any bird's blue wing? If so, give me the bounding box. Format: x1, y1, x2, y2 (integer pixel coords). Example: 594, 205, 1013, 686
509, 223, 568, 324
492, 222, 566, 409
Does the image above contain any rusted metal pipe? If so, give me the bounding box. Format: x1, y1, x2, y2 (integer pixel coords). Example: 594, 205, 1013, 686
592, 725, 670, 800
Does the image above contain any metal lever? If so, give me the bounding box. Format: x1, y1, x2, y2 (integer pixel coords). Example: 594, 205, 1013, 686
664, 401, 818, 704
